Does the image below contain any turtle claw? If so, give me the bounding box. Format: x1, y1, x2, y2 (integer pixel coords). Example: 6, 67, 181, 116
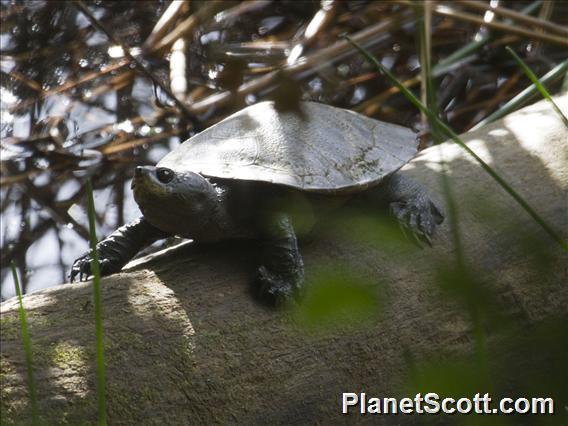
70, 252, 123, 283
396, 220, 422, 248
420, 230, 432, 247
390, 198, 443, 247
70, 253, 92, 283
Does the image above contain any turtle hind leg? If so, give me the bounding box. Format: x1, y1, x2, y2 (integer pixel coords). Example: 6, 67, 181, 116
366, 174, 444, 246
255, 213, 304, 306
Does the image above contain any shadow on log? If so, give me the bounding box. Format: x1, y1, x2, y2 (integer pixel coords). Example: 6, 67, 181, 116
1, 96, 567, 425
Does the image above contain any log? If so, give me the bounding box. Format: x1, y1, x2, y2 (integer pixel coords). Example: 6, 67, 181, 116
1, 96, 567, 424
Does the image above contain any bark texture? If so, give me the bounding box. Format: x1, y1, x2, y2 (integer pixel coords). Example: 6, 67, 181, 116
1, 96, 567, 425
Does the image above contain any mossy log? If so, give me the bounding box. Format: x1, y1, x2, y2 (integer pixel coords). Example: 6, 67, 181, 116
1, 96, 567, 425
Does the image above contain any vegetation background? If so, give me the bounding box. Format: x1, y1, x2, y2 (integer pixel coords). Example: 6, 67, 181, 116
2, 0, 566, 299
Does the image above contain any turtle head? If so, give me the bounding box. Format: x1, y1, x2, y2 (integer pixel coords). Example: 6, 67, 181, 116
132, 166, 221, 236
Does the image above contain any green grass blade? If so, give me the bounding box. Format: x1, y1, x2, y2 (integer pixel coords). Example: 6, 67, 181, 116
417, 4, 488, 370
11, 261, 39, 425
506, 46, 568, 128
471, 60, 568, 130
86, 180, 107, 425
417, 3, 466, 280
344, 36, 567, 252
562, 70, 568, 93
416, 1, 444, 144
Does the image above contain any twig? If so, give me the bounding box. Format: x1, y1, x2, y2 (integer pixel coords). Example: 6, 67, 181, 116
101, 129, 184, 155
74, 1, 198, 123
151, 1, 227, 52
1, 219, 55, 275
187, 10, 414, 113
457, 0, 568, 36
345, 35, 568, 251
3, 70, 42, 91
462, 72, 521, 130
431, 3, 568, 46
505, 47, 568, 127
471, 60, 568, 130
434, 0, 542, 70
142, 0, 187, 51
9, 60, 129, 114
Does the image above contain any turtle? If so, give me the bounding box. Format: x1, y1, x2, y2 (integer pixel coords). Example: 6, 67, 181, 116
70, 101, 444, 304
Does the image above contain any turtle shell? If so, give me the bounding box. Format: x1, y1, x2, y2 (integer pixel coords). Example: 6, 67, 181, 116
158, 101, 418, 194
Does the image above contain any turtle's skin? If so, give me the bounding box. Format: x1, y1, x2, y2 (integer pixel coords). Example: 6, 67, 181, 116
71, 101, 444, 304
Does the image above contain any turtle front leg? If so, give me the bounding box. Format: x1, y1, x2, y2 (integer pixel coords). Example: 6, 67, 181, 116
256, 213, 304, 306
370, 174, 444, 245
70, 217, 169, 282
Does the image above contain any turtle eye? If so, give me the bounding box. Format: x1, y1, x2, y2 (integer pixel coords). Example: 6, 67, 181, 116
156, 168, 174, 183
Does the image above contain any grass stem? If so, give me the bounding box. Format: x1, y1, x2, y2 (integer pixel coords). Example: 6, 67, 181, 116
471, 60, 567, 130
86, 180, 107, 425
505, 46, 568, 128
345, 36, 567, 252
11, 261, 39, 425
